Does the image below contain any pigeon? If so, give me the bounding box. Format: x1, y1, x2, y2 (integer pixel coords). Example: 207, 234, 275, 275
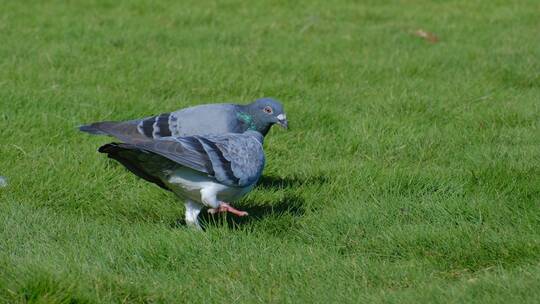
96, 130, 266, 229
79, 98, 288, 142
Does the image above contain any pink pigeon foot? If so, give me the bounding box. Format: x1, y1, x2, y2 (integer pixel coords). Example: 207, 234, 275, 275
208, 202, 249, 217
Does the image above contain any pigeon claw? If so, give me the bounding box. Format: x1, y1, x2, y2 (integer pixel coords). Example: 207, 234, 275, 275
207, 202, 249, 217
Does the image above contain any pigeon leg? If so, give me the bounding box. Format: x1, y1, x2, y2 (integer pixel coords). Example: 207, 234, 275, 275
207, 202, 249, 217
184, 200, 203, 230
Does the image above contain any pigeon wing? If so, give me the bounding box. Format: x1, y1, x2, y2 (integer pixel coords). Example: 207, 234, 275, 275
197, 132, 265, 187
128, 137, 214, 175
98, 143, 174, 190
127, 133, 264, 187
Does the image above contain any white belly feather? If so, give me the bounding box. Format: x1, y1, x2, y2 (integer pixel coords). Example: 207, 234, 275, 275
163, 167, 254, 207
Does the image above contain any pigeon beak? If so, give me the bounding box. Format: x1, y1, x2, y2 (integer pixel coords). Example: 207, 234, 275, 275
276, 114, 288, 130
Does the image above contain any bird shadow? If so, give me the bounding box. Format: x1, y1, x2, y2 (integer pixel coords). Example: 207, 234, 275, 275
170, 174, 328, 230
200, 193, 306, 230
170, 193, 305, 231
256, 174, 329, 190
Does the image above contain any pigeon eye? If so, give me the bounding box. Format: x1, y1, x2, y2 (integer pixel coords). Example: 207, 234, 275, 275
263, 106, 273, 114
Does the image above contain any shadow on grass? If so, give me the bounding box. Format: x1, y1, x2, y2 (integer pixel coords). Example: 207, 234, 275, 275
170, 193, 306, 230
200, 193, 306, 230
256, 174, 329, 190
171, 174, 327, 230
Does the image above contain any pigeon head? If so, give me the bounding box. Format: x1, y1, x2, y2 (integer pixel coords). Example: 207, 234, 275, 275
241, 98, 288, 135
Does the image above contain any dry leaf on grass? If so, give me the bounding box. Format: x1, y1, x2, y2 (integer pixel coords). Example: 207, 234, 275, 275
413, 29, 439, 43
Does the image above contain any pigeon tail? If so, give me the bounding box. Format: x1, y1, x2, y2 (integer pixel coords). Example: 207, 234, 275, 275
79, 120, 150, 142
79, 122, 117, 135
98, 143, 171, 191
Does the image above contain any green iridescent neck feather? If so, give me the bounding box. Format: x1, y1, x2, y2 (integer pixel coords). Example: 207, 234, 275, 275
236, 112, 257, 131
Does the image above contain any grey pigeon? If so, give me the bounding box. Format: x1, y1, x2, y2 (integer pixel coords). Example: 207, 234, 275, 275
79, 98, 288, 142
97, 130, 265, 229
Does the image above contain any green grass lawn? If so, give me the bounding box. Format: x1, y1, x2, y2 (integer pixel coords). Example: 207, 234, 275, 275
1, 0, 540, 302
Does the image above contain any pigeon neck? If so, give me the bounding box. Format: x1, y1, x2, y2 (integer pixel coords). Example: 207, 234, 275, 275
236, 107, 257, 132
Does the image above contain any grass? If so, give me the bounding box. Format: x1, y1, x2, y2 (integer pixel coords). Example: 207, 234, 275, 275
1, 0, 539, 302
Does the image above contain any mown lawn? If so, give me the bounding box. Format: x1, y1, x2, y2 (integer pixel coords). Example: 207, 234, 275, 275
1, 0, 539, 303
